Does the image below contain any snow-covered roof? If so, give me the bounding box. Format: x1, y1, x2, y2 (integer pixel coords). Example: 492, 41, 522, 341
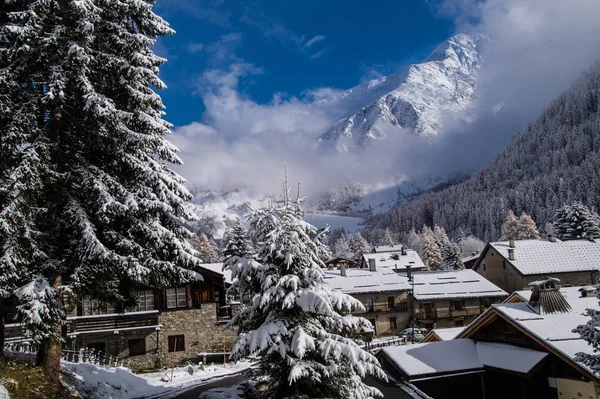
424, 326, 465, 342
482, 239, 600, 276
462, 285, 600, 378
412, 269, 507, 300
380, 338, 547, 379
362, 249, 426, 271
323, 266, 411, 294
198, 263, 233, 285
374, 245, 405, 253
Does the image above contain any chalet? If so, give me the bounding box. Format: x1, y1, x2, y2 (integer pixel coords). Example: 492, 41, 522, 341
362, 246, 427, 274
472, 238, 600, 294
323, 260, 411, 337
4, 263, 237, 371
411, 269, 507, 329
379, 278, 600, 399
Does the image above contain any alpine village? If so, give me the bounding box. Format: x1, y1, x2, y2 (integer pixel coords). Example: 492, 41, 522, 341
2, 1, 600, 399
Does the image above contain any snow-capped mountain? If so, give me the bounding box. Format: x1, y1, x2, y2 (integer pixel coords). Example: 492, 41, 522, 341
317, 33, 489, 152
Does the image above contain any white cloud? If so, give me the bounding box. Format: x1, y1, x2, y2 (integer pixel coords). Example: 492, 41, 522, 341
170, 0, 600, 200
309, 49, 329, 60
305, 35, 326, 48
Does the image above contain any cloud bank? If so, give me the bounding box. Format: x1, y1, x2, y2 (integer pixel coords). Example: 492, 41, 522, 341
170, 0, 600, 199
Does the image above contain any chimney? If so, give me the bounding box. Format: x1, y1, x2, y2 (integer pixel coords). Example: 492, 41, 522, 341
587, 231, 595, 242
340, 264, 346, 277
369, 258, 376, 272
401, 246, 407, 256
528, 277, 571, 315
548, 234, 556, 243
509, 237, 515, 248
508, 248, 515, 261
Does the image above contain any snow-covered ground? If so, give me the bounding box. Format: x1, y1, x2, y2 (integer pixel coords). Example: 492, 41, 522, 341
0, 384, 9, 399
140, 361, 252, 390
62, 360, 252, 399
304, 213, 363, 234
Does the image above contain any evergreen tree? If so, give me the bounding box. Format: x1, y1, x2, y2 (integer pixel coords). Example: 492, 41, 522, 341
574, 288, 600, 374
552, 202, 600, 240
433, 225, 449, 247
351, 231, 372, 262
501, 210, 519, 240
0, 0, 199, 384
422, 226, 442, 270
405, 228, 424, 258
441, 241, 464, 270
382, 228, 395, 246
222, 218, 254, 261
517, 213, 540, 239
224, 177, 386, 399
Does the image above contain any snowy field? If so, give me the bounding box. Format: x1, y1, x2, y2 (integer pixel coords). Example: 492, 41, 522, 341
304, 213, 363, 234
62, 360, 252, 399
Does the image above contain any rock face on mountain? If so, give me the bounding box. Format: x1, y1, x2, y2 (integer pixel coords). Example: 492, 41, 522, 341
317, 33, 489, 152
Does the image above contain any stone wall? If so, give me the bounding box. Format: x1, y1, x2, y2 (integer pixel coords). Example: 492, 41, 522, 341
70, 303, 239, 372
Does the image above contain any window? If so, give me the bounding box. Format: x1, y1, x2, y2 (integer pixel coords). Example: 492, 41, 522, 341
82, 297, 116, 316
454, 320, 464, 327
166, 288, 187, 309
389, 317, 397, 330
452, 300, 464, 311
397, 302, 408, 312
387, 296, 395, 310
503, 261, 506, 270
483, 264, 487, 271
168, 335, 185, 352
128, 339, 146, 356
133, 290, 155, 312
366, 298, 375, 313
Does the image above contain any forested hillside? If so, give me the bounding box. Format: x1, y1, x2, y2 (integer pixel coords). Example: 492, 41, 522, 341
368, 63, 600, 242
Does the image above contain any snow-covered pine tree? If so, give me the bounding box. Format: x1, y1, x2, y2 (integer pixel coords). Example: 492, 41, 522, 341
422, 226, 442, 270
405, 228, 424, 258
433, 225, 449, 247
552, 202, 600, 240
222, 218, 254, 261
574, 287, 600, 374
517, 213, 540, 239
351, 231, 372, 262
224, 176, 386, 399
501, 210, 519, 240
441, 241, 464, 270
382, 228, 394, 247
1, 0, 200, 384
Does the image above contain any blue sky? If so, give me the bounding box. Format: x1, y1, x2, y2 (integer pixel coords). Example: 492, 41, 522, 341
153, 0, 454, 128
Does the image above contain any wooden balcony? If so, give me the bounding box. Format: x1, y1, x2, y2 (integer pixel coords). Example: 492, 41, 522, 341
4, 323, 28, 343
415, 306, 483, 321
360, 303, 409, 314
66, 310, 161, 337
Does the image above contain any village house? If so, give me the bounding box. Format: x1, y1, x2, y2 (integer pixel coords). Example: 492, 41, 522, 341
4, 263, 237, 371
378, 278, 600, 399
472, 237, 600, 294
362, 245, 428, 274
411, 269, 508, 329
323, 260, 412, 337
421, 326, 465, 343
323, 256, 361, 269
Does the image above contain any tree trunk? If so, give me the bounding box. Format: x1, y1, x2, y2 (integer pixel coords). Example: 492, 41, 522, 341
37, 274, 63, 390
0, 297, 5, 361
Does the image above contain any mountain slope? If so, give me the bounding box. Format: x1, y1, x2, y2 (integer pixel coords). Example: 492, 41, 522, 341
368, 63, 600, 241
317, 33, 489, 152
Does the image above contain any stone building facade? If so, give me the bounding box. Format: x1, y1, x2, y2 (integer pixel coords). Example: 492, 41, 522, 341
62, 265, 238, 371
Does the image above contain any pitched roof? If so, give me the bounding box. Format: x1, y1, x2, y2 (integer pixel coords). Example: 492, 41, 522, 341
422, 327, 466, 342
412, 269, 507, 300
323, 265, 411, 294
362, 249, 427, 271
459, 285, 600, 381
380, 339, 547, 380
478, 239, 600, 276
198, 262, 233, 285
